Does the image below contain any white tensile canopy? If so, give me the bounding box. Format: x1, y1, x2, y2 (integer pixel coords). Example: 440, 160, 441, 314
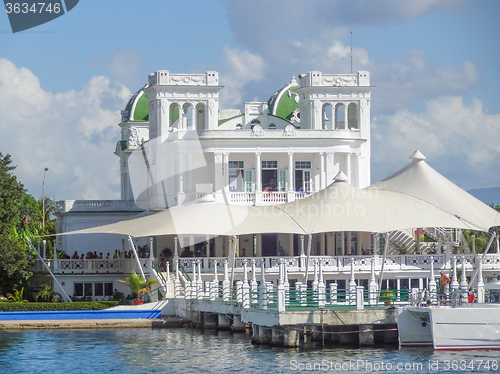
59, 172, 470, 238
371, 150, 500, 232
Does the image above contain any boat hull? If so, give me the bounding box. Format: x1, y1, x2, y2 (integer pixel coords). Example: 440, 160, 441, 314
397, 305, 500, 350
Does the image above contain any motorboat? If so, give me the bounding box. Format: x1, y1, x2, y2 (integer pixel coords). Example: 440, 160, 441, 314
397, 283, 500, 350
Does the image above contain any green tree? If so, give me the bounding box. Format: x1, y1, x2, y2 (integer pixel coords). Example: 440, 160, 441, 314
0, 234, 32, 295
35, 284, 60, 302
462, 204, 500, 253
0, 153, 24, 235
118, 270, 158, 299
0, 153, 34, 295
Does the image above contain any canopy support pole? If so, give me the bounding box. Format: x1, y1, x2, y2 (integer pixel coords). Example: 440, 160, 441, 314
230, 236, 237, 289
27, 238, 72, 302
378, 232, 390, 291
304, 234, 313, 283
469, 231, 497, 289
128, 236, 147, 282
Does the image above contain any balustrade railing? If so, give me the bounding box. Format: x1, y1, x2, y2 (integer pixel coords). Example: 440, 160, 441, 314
33, 258, 151, 274
33, 253, 500, 275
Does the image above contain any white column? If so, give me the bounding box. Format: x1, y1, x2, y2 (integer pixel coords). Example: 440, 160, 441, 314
346, 153, 351, 185
319, 152, 325, 190
429, 256, 437, 304
255, 152, 262, 205
287, 152, 294, 192
223, 152, 230, 193
255, 152, 262, 191
344, 105, 349, 130
355, 152, 360, 188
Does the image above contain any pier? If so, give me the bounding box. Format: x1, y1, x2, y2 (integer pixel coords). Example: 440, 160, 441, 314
165, 253, 493, 347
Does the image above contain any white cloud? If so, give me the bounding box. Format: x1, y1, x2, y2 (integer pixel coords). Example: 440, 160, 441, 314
372, 96, 500, 190
218, 46, 266, 109
0, 58, 131, 200
106, 49, 144, 85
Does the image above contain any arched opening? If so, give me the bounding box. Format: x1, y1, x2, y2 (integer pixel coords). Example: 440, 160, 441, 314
196, 103, 206, 130
169, 103, 180, 129
335, 103, 345, 129
183, 103, 195, 130
348, 103, 358, 129
322, 103, 333, 129
250, 118, 261, 129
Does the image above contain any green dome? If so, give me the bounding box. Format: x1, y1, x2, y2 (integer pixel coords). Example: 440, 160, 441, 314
124, 86, 149, 122
267, 76, 300, 122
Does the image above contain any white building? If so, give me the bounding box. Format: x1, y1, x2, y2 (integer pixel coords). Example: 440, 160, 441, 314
36, 69, 497, 301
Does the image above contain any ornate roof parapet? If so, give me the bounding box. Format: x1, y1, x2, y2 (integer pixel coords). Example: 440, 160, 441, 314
148, 70, 219, 86
298, 71, 370, 87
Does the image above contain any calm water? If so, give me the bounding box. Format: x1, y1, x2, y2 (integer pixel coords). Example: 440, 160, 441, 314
0, 328, 499, 373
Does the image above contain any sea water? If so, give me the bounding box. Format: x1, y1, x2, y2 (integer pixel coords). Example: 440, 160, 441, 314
0, 328, 499, 373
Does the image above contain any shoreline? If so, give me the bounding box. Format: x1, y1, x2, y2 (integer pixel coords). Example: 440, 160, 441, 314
0, 316, 190, 330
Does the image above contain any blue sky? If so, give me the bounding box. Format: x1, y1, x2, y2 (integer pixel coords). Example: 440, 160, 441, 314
0, 0, 499, 202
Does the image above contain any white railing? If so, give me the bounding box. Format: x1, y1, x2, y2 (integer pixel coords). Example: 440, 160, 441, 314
230, 192, 255, 203
175, 253, 500, 274
33, 258, 151, 274
34, 254, 500, 275
262, 192, 287, 203
55, 200, 140, 213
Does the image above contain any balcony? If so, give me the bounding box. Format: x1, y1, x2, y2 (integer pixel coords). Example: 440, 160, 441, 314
32, 258, 152, 275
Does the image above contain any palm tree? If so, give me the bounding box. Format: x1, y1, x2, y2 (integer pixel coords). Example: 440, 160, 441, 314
118, 270, 158, 299
36, 284, 60, 302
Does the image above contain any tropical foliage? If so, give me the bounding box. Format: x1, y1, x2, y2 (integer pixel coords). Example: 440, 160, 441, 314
0, 153, 57, 297
462, 204, 500, 253
7, 287, 27, 302
118, 270, 158, 299
35, 284, 60, 302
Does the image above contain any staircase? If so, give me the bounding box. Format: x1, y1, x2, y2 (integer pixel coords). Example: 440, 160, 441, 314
388, 229, 416, 254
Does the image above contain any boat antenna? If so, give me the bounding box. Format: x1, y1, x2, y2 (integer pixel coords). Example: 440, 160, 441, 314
350, 31, 353, 74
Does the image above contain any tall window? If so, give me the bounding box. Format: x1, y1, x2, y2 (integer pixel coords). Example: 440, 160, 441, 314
295, 161, 311, 192
279, 170, 286, 191
245, 170, 252, 192
229, 161, 244, 192
261, 161, 278, 191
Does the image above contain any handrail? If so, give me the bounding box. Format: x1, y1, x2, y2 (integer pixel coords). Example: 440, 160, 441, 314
179, 263, 191, 282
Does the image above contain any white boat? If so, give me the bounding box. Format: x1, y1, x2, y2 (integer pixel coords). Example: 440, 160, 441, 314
397, 303, 500, 350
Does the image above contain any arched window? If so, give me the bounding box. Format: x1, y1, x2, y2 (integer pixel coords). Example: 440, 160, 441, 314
348, 103, 358, 129
269, 123, 276, 129
335, 103, 345, 129
196, 103, 205, 130
236, 123, 243, 130
322, 103, 333, 129
169, 103, 179, 129
183, 103, 194, 130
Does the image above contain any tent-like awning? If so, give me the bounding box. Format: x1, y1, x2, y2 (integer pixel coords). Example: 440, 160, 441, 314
371, 151, 500, 232
58, 172, 471, 238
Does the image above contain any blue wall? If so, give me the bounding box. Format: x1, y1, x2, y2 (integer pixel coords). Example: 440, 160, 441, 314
0, 309, 161, 321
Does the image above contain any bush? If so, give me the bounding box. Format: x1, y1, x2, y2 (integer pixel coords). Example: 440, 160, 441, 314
0, 301, 118, 312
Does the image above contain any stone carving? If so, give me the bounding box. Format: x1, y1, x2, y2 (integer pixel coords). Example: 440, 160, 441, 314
290, 109, 300, 123
170, 74, 207, 85
287, 89, 300, 103
322, 75, 358, 86
127, 127, 140, 148
283, 124, 297, 137
251, 125, 264, 137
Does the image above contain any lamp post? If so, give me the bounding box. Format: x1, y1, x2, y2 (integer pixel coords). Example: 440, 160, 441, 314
42, 167, 49, 227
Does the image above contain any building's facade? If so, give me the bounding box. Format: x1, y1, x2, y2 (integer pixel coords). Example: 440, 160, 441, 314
38, 69, 374, 300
